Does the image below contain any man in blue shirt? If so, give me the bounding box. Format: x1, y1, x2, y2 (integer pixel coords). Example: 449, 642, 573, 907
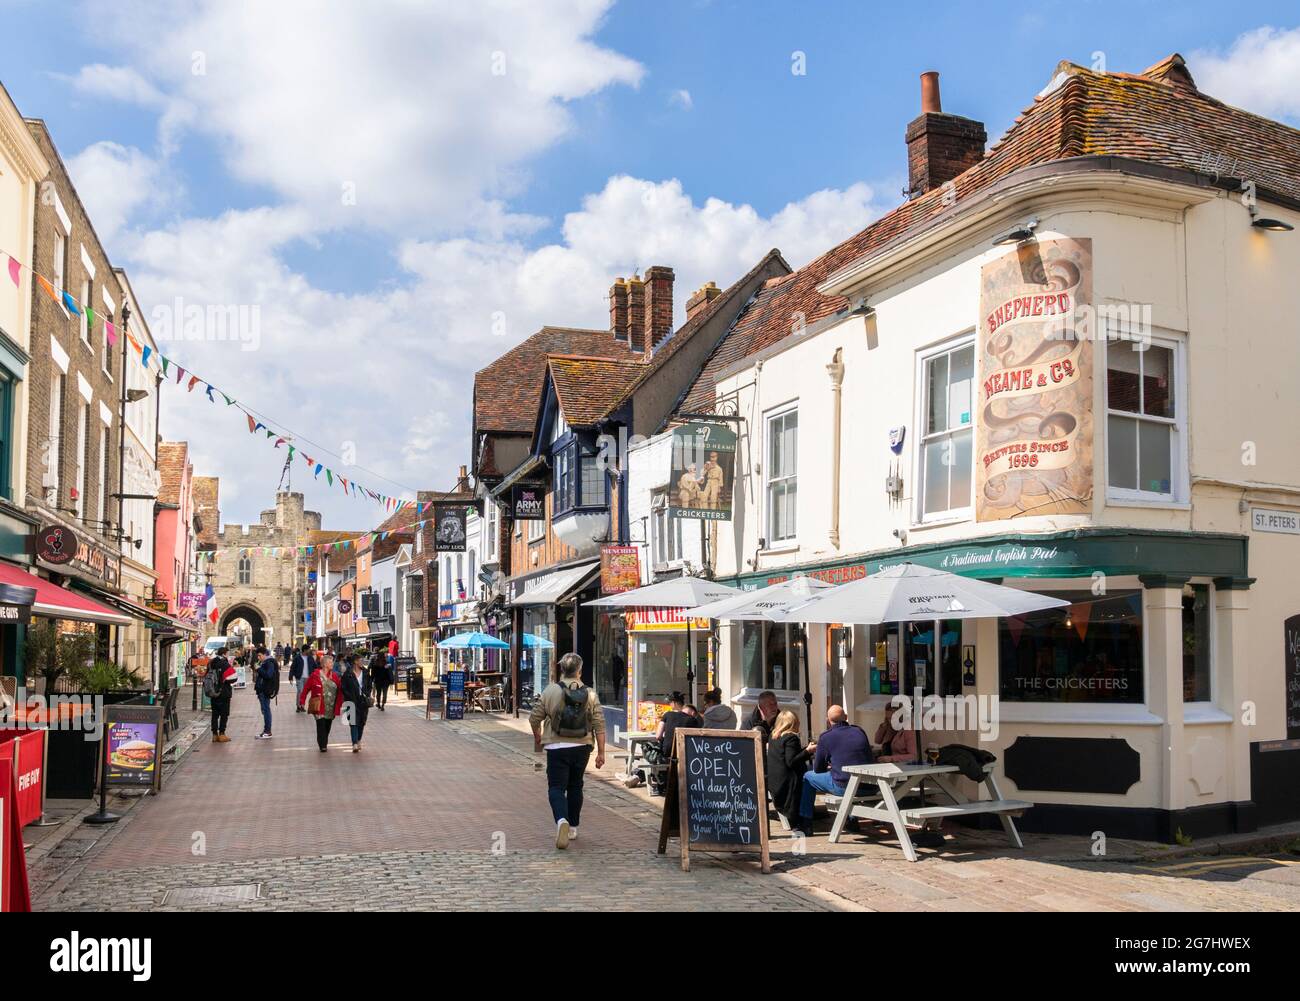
799, 705, 873, 828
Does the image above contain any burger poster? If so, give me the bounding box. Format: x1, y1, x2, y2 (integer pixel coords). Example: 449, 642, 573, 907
103, 705, 165, 791
975, 237, 1094, 521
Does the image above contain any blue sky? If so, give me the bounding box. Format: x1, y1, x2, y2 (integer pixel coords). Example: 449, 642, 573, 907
1, 1, 1296, 531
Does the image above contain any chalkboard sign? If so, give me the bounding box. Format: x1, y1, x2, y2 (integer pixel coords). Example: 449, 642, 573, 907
657, 728, 769, 873
1286, 614, 1300, 740
425, 684, 444, 720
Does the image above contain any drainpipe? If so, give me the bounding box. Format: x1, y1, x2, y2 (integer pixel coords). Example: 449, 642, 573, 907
827, 348, 844, 549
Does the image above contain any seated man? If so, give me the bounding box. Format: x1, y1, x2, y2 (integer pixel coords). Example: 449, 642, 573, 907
799, 705, 873, 830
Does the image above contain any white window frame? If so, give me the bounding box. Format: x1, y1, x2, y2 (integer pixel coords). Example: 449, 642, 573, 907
80, 278, 93, 346
1104, 328, 1188, 507
651, 491, 683, 568
74, 403, 88, 519
914, 333, 975, 525
97, 424, 109, 524
763, 402, 799, 549
101, 288, 116, 380
527, 498, 545, 542
52, 233, 68, 316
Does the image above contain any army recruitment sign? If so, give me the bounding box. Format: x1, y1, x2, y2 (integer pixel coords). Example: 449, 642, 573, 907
975, 237, 1094, 521
669, 422, 736, 521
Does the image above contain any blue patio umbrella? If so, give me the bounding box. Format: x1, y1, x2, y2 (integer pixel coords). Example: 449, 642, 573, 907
438, 631, 509, 649
520, 633, 554, 649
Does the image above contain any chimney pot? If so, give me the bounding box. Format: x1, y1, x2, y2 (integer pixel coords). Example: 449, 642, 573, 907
609, 278, 629, 342
920, 71, 941, 113
643, 265, 675, 353
686, 281, 722, 319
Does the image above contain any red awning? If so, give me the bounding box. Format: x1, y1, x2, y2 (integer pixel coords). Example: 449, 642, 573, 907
0, 561, 132, 626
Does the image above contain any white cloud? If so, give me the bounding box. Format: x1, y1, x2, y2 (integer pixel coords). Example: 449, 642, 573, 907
87, 0, 644, 234
66, 142, 175, 243
1192, 26, 1300, 123
669, 89, 693, 111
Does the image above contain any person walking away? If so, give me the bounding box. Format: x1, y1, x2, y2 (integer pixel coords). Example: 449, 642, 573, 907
299, 652, 344, 751
529, 652, 605, 850
369, 643, 391, 710
701, 687, 737, 729
253, 645, 279, 739
799, 704, 873, 832
204, 647, 235, 743
340, 653, 372, 752
288, 644, 308, 712
767, 711, 815, 835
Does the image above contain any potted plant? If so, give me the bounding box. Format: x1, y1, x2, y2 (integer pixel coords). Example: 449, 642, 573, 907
23, 620, 96, 694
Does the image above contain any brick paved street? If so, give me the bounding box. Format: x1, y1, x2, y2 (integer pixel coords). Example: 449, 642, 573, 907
31, 690, 1300, 912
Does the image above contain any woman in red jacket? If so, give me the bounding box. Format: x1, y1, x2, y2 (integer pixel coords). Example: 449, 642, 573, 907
298, 652, 344, 751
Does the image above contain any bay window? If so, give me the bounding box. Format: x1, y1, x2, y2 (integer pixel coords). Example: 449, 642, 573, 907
552, 441, 604, 516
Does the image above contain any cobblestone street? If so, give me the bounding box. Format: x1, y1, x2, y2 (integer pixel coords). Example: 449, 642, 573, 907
28, 690, 1300, 912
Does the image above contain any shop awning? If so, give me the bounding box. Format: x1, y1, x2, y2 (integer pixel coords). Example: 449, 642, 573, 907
509, 560, 599, 606
0, 561, 131, 626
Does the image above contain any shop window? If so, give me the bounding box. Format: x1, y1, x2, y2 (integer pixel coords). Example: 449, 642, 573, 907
999, 590, 1144, 703
918, 340, 973, 520
765, 406, 798, 545
595, 611, 627, 710
740, 620, 799, 693
1106, 336, 1183, 502
651, 492, 682, 566
1182, 583, 1211, 702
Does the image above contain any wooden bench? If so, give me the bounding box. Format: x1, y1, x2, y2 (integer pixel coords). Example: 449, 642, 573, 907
902, 798, 1031, 822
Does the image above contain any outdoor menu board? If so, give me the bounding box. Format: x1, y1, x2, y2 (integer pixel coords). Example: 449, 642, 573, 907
657, 728, 769, 873
444, 670, 466, 720
103, 704, 165, 793
425, 684, 444, 720
394, 654, 415, 692
1286, 614, 1300, 740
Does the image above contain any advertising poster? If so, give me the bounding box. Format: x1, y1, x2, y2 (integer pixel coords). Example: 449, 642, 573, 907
600, 544, 640, 594
668, 422, 737, 521
104, 704, 165, 792
975, 237, 1094, 521
511, 485, 545, 521
433, 502, 467, 552
444, 670, 466, 720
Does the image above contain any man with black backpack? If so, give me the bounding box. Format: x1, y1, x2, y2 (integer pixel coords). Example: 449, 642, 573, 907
529, 652, 605, 850
253, 644, 280, 740
204, 647, 235, 743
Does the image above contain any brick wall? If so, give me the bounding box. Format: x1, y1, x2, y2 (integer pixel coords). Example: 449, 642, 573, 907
25, 121, 125, 543
905, 112, 987, 196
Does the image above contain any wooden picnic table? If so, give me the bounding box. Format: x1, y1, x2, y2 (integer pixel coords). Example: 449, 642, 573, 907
829, 761, 1032, 862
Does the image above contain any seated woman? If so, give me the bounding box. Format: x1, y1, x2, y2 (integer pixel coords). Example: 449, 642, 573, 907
873, 697, 919, 763
766, 710, 815, 836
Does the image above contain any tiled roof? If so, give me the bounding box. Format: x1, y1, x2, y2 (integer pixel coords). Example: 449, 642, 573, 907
678, 53, 1300, 416
547, 355, 644, 427
474, 326, 638, 435
157, 442, 189, 506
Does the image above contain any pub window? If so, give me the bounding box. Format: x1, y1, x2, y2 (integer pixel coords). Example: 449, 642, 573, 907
765, 406, 798, 545
651, 492, 682, 566
237, 556, 252, 585
740, 620, 800, 693
1182, 583, 1211, 702
918, 339, 974, 520
999, 590, 1144, 703
1106, 334, 1183, 502
595, 610, 628, 711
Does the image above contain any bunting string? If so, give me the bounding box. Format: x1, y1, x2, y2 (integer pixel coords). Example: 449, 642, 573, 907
1, 248, 420, 511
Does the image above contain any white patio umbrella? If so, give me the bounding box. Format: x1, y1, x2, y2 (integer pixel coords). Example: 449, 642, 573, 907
584, 577, 741, 708
772, 563, 1068, 625
687, 575, 836, 731
771, 563, 1069, 761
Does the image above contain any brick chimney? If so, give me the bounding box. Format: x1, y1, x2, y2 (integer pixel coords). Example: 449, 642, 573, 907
905, 71, 986, 198
686, 281, 721, 320
643, 265, 675, 352
625, 275, 646, 352
455, 464, 469, 492
609, 278, 629, 343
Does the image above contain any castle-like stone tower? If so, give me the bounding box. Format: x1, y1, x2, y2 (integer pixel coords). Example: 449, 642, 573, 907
210, 491, 322, 647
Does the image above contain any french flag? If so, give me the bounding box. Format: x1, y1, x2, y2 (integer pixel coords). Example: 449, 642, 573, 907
204, 584, 219, 625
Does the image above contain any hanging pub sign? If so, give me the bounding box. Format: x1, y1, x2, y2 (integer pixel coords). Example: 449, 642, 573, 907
668, 421, 737, 521
433, 502, 467, 552
360, 590, 380, 617
975, 237, 1094, 521
600, 544, 640, 595
511, 485, 546, 521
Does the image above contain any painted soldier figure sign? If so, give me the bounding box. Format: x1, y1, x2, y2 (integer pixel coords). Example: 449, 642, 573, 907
669, 422, 736, 521
975, 237, 1094, 521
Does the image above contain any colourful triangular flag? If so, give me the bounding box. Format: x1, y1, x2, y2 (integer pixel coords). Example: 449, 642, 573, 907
7, 255, 21, 288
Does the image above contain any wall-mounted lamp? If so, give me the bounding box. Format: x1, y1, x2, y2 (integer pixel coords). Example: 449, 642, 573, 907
1250, 216, 1295, 232
991, 217, 1039, 246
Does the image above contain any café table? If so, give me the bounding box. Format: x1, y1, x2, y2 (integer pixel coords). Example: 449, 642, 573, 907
829, 761, 1032, 862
